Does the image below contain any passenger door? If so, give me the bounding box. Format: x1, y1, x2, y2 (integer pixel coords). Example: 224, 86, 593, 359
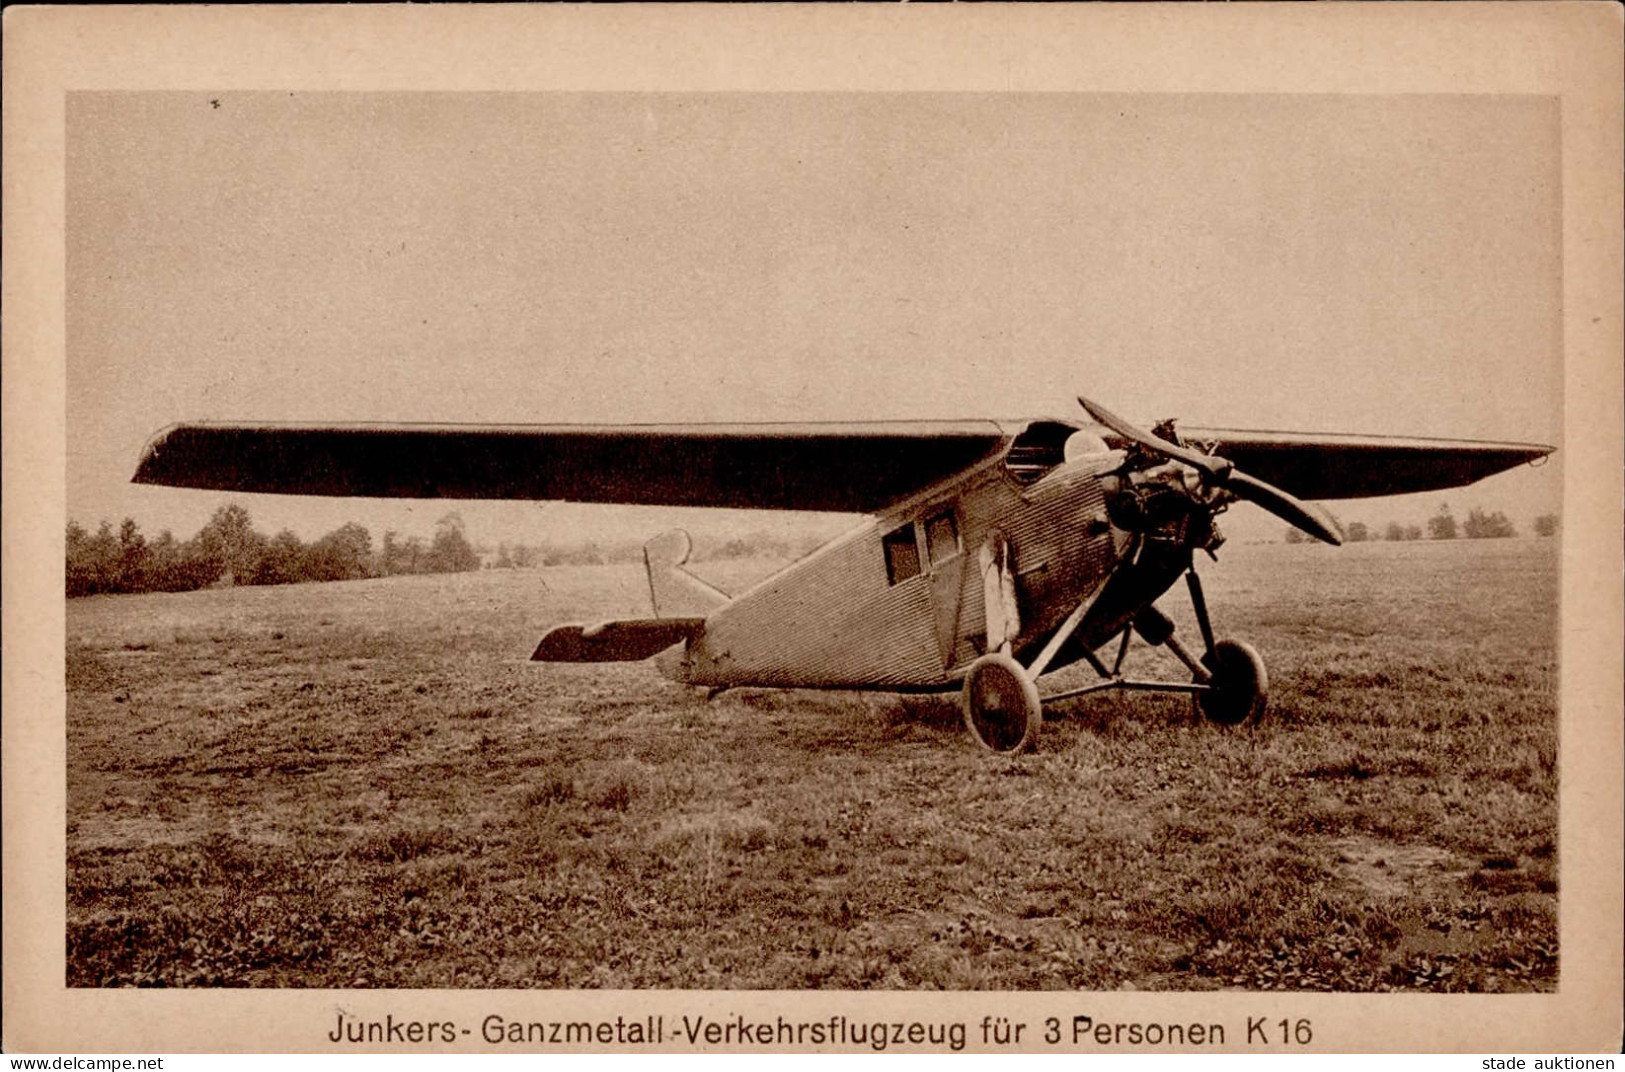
920, 506, 965, 667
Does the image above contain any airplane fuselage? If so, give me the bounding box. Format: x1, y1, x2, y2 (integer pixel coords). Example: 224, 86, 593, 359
663, 453, 1142, 690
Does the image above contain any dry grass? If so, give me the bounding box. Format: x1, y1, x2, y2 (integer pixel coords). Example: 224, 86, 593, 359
66, 538, 1557, 990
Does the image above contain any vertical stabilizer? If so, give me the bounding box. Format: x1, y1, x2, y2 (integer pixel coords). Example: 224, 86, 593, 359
644, 530, 728, 617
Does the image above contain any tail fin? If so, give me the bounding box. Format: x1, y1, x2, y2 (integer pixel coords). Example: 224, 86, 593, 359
644, 530, 728, 618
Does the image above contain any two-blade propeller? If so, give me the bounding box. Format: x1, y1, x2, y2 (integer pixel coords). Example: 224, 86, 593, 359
1079, 396, 1344, 546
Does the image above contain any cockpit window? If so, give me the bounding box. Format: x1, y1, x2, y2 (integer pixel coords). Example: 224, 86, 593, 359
883, 523, 922, 584
1004, 420, 1079, 485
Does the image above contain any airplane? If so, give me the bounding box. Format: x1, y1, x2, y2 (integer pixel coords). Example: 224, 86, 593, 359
133, 397, 1554, 753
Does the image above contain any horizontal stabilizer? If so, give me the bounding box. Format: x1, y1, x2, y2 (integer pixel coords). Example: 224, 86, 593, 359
531, 617, 705, 663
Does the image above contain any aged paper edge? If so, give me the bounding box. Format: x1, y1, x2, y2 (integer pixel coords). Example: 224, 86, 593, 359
3, 3, 1620, 1055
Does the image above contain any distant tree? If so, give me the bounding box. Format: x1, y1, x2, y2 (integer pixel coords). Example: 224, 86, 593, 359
303, 522, 374, 581
380, 530, 436, 575
253, 530, 308, 586
1284, 527, 1305, 545
147, 529, 220, 592
142, 530, 175, 590
493, 543, 514, 569
1462, 508, 1516, 539
1533, 513, 1559, 537
603, 541, 643, 565
379, 530, 407, 575
142, 529, 179, 590
1427, 505, 1457, 541
511, 544, 537, 568
1384, 521, 1406, 542
1345, 521, 1369, 543
402, 536, 428, 573
116, 518, 149, 590
426, 514, 480, 573
1404, 524, 1423, 541
544, 541, 603, 566
65, 520, 105, 596
66, 521, 90, 595
198, 503, 265, 584
88, 521, 120, 592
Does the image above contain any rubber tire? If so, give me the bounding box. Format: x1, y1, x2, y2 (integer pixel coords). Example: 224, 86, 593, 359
1198, 638, 1268, 726
962, 652, 1043, 754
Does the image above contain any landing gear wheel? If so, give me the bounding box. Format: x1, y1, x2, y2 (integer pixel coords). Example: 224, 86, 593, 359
962, 652, 1042, 753
1198, 639, 1268, 726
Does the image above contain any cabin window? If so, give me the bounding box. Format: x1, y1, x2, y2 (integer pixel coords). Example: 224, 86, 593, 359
925, 509, 959, 565
883, 523, 921, 584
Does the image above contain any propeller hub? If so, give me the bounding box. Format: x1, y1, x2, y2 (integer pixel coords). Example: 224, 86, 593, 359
1102, 460, 1227, 554
1080, 394, 1343, 547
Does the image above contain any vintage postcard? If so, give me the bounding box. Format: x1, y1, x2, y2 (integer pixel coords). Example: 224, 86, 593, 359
4, 3, 1620, 1055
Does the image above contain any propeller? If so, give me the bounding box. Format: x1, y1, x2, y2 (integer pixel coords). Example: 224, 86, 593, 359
1079, 396, 1344, 546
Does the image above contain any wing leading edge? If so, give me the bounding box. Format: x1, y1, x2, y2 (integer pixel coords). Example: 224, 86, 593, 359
132, 421, 1010, 514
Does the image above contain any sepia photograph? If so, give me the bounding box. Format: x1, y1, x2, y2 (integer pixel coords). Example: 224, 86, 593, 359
62, 86, 1566, 990
7, 3, 1622, 1055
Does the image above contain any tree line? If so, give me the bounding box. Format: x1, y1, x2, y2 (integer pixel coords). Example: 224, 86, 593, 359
1285, 506, 1558, 545
484, 531, 827, 570
67, 506, 831, 598
66, 505, 480, 597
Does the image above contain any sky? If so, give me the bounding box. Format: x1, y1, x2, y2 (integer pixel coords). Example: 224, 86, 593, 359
66, 91, 1562, 547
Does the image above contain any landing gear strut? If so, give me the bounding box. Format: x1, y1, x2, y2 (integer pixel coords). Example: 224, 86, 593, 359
959, 565, 1268, 752
1041, 569, 1268, 726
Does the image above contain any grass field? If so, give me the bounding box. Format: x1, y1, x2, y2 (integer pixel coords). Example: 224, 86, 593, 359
66, 537, 1558, 991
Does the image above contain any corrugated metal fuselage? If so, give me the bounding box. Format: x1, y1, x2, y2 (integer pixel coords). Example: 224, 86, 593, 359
666, 458, 1137, 690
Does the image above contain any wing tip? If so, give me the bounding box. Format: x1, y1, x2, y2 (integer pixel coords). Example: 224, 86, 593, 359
131, 423, 185, 486
1490, 442, 1557, 478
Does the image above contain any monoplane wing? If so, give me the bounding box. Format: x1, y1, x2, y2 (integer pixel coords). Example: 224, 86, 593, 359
133, 421, 1009, 514
1159, 427, 1554, 501
133, 419, 1552, 512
